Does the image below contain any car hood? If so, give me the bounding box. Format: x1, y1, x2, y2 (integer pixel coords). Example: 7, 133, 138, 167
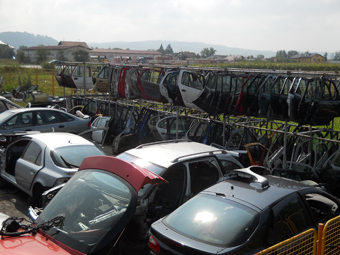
0, 232, 71, 254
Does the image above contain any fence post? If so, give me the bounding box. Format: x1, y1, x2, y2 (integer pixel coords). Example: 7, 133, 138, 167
52, 69, 55, 96
317, 223, 324, 255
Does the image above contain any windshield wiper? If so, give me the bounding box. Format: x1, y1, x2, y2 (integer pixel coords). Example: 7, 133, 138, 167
60, 155, 79, 168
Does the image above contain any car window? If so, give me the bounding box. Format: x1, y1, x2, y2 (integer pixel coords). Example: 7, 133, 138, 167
0, 101, 7, 112
219, 160, 242, 174
164, 194, 259, 247
189, 160, 220, 196
304, 193, 339, 222
60, 112, 74, 122
50, 145, 105, 168
3, 112, 33, 129
152, 164, 186, 219
22, 141, 42, 166
272, 196, 312, 244
36, 111, 64, 125
181, 72, 204, 89
5, 102, 20, 110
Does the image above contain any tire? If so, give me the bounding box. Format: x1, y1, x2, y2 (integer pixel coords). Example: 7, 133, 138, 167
28, 185, 45, 208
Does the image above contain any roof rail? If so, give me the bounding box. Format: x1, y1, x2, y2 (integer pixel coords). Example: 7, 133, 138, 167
135, 139, 189, 149
227, 167, 269, 190
172, 149, 227, 163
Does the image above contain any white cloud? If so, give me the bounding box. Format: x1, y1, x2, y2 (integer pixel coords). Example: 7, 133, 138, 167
1, 0, 340, 52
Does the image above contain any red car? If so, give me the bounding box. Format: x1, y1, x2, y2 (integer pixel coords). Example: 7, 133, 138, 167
0, 156, 166, 255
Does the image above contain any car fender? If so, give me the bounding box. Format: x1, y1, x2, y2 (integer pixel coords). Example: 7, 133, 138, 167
31, 167, 76, 191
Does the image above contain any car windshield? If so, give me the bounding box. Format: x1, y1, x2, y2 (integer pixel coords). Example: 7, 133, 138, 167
0, 111, 16, 123
51, 145, 105, 168
164, 194, 259, 247
116, 152, 165, 197
36, 170, 135, 254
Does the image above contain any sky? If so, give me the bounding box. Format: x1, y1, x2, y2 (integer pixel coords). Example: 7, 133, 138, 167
1, 0, 339, 53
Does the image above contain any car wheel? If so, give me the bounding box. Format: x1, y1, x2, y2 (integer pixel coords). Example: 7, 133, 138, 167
28, 185, 45, 208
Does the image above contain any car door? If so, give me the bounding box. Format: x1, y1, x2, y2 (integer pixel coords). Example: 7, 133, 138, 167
187, 158, 222, 197
15, 140, 45, 192
91, 117, 110, 143
0, 111, 34, 133
34, 110, 68, 132
72, 66, 93, 90
270, 193, 313, 245
178, 70, 204, 110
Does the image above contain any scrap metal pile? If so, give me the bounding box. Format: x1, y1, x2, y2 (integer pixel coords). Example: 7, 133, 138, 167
56, 63, 340, 197
55, 63, 340, 126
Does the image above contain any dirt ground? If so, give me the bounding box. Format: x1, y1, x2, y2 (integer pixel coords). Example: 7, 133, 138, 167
0, 184, 30, 219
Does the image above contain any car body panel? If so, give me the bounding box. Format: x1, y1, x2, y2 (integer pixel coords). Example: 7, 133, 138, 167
177, 70, 204, 110
71, 65, 93, 90
137, 68, 165, 102
0, 233, 71, 255
0, 108, 90, 135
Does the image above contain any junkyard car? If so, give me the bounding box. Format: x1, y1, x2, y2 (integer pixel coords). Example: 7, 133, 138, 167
114, 140, 243, 252
0, 132, 106, 204
0, 156, 166, 255
0, 107, 90, 134
149, 167, 340, 255
0, 96, 22, 113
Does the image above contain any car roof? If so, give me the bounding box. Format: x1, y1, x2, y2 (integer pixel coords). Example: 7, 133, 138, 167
123, 140, 230, 168
203, 174, 312, 211
24, 132, 94, 149
4, 107, 60, 113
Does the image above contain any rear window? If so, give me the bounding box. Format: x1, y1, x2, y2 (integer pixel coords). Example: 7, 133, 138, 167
51, 145, 105, 168
164, 194, 259, 247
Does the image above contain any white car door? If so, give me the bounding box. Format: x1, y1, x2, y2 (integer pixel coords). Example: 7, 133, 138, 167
91, 117, 110, 144
178, 70, 204, 110
72, 66, 93, 90
15, 141, 45, 192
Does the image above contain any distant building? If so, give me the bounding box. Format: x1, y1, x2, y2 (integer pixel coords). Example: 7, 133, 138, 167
90, 48, 162, 63
23, 41, 163, 63
23, 41, 90, 63
224, 55, 244, 62
290, 53, 325, 63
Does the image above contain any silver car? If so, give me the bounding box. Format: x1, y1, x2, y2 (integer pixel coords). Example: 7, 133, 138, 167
0, 107, 90, 135
0, 132, 106, 205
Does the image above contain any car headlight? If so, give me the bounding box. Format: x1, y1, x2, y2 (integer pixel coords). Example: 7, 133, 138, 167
54, 177, 70, 187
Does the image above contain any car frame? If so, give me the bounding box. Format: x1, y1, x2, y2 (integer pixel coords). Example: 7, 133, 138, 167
149, 167, 340, 255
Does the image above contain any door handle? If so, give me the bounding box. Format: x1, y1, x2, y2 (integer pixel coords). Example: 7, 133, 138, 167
74, 78, 78, 80
181, 89, 186, 92
25, 129, 32, 131
58, 125, 65, 128
29, 170, 34, 175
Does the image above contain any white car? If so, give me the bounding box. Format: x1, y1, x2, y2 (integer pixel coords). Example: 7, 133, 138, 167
0, 132, 106, 205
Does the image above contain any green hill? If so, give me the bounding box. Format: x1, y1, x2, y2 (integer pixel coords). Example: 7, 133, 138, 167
0, 31, 58, 50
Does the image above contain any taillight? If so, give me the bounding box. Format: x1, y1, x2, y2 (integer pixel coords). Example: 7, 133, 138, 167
149, 235, 160, 253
